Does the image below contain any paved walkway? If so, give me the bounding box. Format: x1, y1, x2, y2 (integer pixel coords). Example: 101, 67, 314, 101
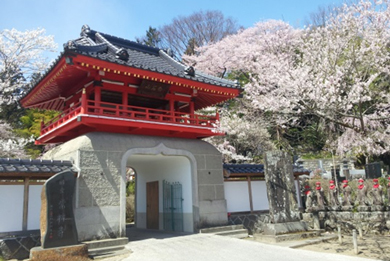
119, 229, 376, 261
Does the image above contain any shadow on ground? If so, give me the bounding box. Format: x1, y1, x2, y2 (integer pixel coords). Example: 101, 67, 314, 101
126, 224, 192, 242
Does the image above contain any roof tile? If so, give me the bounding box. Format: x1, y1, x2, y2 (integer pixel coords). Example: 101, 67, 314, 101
62, 26, 240, 90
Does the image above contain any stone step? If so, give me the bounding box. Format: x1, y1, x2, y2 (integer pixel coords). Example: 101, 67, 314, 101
83, 237, 129, 250
199, 224, 245, 234
88, 246, 131, 259
214, 229, 249, 239
82, 237, 129, 259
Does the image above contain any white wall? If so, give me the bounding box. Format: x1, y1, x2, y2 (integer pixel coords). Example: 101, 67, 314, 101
28, 185, 43, 230
129, 154, 193, 232
0, 185, 24, 232
0, 184, 43, 233
224, 180, 269, 213
224, 180, 301, 213
224, 182, 250, 212
251, 181, 269, 210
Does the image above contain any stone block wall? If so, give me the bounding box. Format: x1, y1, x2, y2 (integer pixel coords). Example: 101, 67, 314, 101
228, 212, 271, 235
303, 211, 390, 234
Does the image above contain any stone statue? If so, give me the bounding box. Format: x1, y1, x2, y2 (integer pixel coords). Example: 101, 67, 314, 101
356, 178, 370, 211
315, 181, 325, 211
304, 185, 314, 213
341, 180, 352, 210
327, 180, 340, 210
370, 178, 383, 211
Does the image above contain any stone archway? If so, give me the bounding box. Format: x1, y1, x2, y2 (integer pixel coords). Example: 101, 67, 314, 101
43, 132, 228, 242
121, 143, 198, 233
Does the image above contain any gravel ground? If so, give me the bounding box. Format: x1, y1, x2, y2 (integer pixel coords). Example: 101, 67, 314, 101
297, 235, 390, 261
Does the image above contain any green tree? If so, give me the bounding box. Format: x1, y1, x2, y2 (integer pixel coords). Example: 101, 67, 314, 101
136, 26, 161, 48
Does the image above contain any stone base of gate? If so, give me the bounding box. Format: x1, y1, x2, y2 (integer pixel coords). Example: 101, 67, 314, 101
29, 244, 88, 261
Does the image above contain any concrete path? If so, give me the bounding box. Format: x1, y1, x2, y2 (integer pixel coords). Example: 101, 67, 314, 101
122, 231, 376, 261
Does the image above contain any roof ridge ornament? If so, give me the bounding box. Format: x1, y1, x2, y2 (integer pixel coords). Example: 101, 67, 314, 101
184, 66, 195, 77
81, 24, 91, 37
95, 32, 129, 61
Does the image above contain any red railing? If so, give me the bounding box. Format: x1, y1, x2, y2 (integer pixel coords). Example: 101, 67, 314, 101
41, 102, 82, 135
40, 99, 220, 135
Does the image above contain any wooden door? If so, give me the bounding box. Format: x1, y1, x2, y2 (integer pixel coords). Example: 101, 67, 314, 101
146, 181, 159, 229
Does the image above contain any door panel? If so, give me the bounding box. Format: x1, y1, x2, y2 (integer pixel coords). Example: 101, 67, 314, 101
146, 181, 159, 229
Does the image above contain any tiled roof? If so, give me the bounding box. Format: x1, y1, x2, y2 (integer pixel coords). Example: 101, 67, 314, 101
63, 25, 240, 89
223, 163, 310, 175
224, 164, 264, 174
0, 158, 76, 176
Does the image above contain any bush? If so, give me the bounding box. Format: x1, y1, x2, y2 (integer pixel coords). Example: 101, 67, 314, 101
126, 181, 135, 196
126, 195, 135, 223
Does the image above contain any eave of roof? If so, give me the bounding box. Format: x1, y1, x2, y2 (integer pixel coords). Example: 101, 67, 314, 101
21, 25, 241, 106
0, 158, 76, 179
223, 163, 310, 178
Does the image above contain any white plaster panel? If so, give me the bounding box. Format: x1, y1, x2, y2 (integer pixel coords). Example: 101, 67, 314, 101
0, 185, 24, 232
224, 181, 250, 213
27, 185, 43, 230
252, 181, 269, 211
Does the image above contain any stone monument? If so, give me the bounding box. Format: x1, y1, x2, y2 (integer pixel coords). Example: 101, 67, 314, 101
30, 170, 88, 261
263, 151, 307, 235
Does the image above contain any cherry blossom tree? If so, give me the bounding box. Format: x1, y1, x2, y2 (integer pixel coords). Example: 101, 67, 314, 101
0, 28, 57, 158
186, 0, 390, 160
0, 28, 57, 103
206, 102, 275, 162
0, 120, 33, 158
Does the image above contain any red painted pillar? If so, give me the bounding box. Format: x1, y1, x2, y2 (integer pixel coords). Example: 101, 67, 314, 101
190, 101, 194, 114
122, 91, 128, 117
169, 99, 175, 122
190, 101, 195, 124
80, 88, 87, 114
95, 87, 101, 113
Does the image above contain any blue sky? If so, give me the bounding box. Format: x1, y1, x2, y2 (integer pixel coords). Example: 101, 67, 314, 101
1, 0, 344, 60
